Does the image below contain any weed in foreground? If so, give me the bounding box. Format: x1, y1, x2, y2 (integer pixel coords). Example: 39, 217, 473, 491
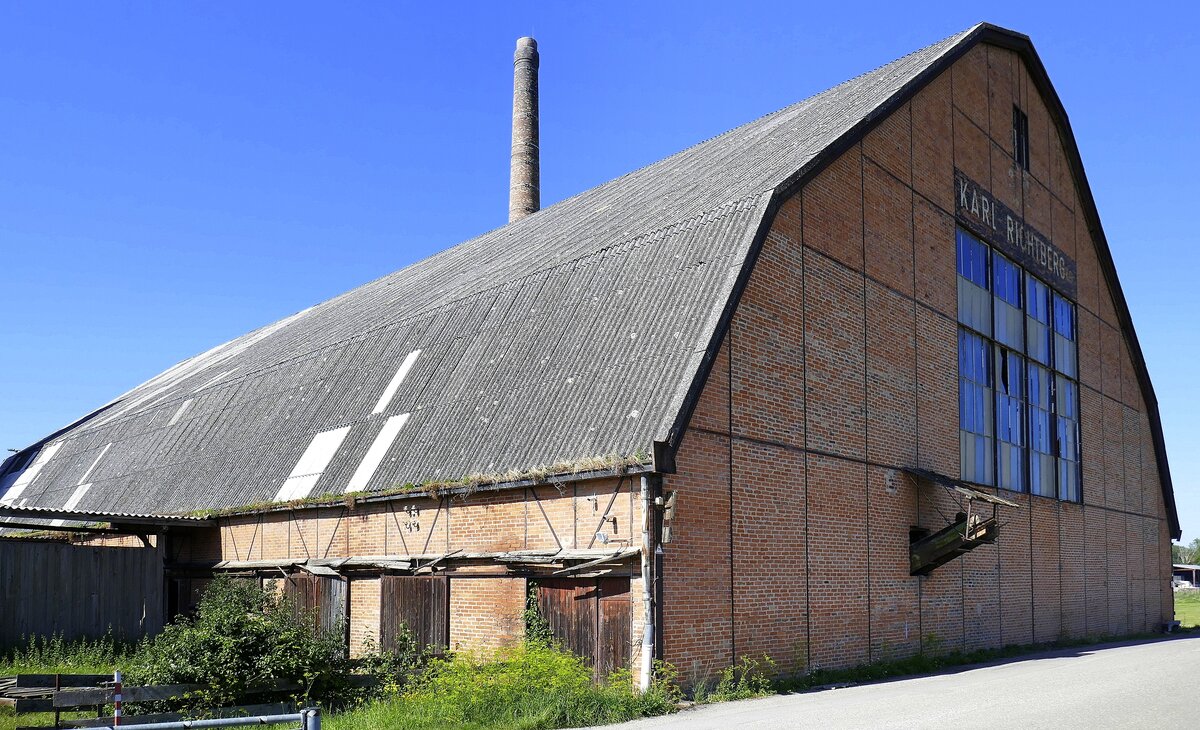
692, 655, 777, 704
323, 642, 680, 730
1, 632, 129, 676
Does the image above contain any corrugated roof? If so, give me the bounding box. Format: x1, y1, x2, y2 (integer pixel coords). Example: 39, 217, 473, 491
1, 24, 1178, 538
0, 504, 209, 523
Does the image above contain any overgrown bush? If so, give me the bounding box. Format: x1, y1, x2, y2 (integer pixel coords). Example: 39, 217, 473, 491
128, 576, 355, 709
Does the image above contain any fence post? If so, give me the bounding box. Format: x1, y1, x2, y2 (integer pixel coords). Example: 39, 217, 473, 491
302, 707, 321, 730
112, 670, 123, 727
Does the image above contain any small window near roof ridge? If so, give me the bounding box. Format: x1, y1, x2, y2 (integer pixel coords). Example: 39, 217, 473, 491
1013, 105, 1030, 171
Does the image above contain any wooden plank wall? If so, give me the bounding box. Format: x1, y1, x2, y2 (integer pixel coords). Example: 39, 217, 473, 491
0, 539, 164, 646
380, 575, 449, 653
282, 574, 348, 636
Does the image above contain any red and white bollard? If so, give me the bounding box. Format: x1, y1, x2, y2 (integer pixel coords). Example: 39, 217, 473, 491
112, 670, 122, 727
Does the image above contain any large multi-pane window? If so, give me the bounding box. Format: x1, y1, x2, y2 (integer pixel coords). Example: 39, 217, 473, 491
955, 227, 1081, 501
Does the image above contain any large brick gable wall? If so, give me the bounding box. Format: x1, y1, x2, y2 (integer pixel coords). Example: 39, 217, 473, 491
662, 41, 1172, 683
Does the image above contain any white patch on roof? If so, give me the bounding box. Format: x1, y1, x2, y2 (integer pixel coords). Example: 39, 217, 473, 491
76, 443, 112, 485
168, 399, 194, 426
372, 350, 422, 415
345, 413, 410, 493
274, 426, 352, 502
1, 442, 63, 506
50, 483, 92, 527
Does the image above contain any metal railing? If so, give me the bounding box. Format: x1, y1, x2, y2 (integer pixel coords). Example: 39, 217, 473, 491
88, 708, 320, 730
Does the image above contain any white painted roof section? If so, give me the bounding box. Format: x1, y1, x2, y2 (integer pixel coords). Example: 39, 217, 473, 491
372, 350, 421, 415
168, 399, 194, 426
0, 442, 63, 506
77, 443, 112, 485
51, 483, 92, 527
274, 426, 352, 502
345, 413, 411, 493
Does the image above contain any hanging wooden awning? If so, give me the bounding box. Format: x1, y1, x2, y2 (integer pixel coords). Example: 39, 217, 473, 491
902, 468, 1020, 576
170, 547, 640, 576
902, 468, 1020, 508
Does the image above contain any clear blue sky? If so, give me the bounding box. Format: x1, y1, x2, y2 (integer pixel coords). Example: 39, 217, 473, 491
1, 3, 1196, 541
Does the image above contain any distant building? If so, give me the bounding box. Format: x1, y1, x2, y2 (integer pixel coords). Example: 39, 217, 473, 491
1172, 565, 1199, 587
0, 23, 1180, 685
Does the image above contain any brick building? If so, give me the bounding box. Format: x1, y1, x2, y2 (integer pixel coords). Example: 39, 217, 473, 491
0, 23, 1181, 686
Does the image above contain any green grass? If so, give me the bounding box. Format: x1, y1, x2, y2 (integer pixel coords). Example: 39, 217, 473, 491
1, 635, 131, 730
1175, 590, 1200, 628
317, 643, 679, 730
1, 634, 127, 676
3, 640, 679, 730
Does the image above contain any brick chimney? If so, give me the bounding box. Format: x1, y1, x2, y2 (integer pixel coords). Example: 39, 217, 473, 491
509, 37, 540, 222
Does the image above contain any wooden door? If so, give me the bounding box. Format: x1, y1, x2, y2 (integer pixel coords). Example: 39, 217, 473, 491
537, 577, 630, 680
381, 575, 449, 654
283, 574, 348, 636
596, 578, 632, 678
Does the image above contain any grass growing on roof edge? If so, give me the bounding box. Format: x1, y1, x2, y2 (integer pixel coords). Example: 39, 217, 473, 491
185, 451, 652, 519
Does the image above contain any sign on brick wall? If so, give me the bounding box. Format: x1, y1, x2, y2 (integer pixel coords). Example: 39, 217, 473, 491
954, 169, 1077, 298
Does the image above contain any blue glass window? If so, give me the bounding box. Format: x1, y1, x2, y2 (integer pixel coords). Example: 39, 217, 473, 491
1026, 277, 1051, 365
993, 254, 1024, 351
1056, 375, 1080, 501
956, 229, 988, 287
959, 329, 993, 485
1053, 293, 1077, 377
957, 230, 991, 335
995, 348, 1024, 491
953, 229, 1080, 501
1028, 364, 1055, 497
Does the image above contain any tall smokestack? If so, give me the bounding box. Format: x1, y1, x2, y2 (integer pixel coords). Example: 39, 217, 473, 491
509, 36, 540, 222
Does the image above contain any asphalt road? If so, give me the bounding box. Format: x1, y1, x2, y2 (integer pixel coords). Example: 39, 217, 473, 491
600, 635, 1200, 729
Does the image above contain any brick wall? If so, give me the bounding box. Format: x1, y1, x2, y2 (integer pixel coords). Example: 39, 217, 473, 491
662, 41, 1173, 685
185, 476, 643, 659
449, 575, 526, 653
349, 576, 381, 655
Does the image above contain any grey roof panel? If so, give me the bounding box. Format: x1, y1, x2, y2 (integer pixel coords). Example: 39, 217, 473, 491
3, 26, 986, 514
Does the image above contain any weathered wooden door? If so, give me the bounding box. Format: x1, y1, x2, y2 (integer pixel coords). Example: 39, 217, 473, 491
380, 575, 449, 654
537, 577, 630, 680
167, 577, 209, 620
283, 574, 348, 636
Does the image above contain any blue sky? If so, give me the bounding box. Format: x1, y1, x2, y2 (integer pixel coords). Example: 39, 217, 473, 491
1, 3, 1196, 541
